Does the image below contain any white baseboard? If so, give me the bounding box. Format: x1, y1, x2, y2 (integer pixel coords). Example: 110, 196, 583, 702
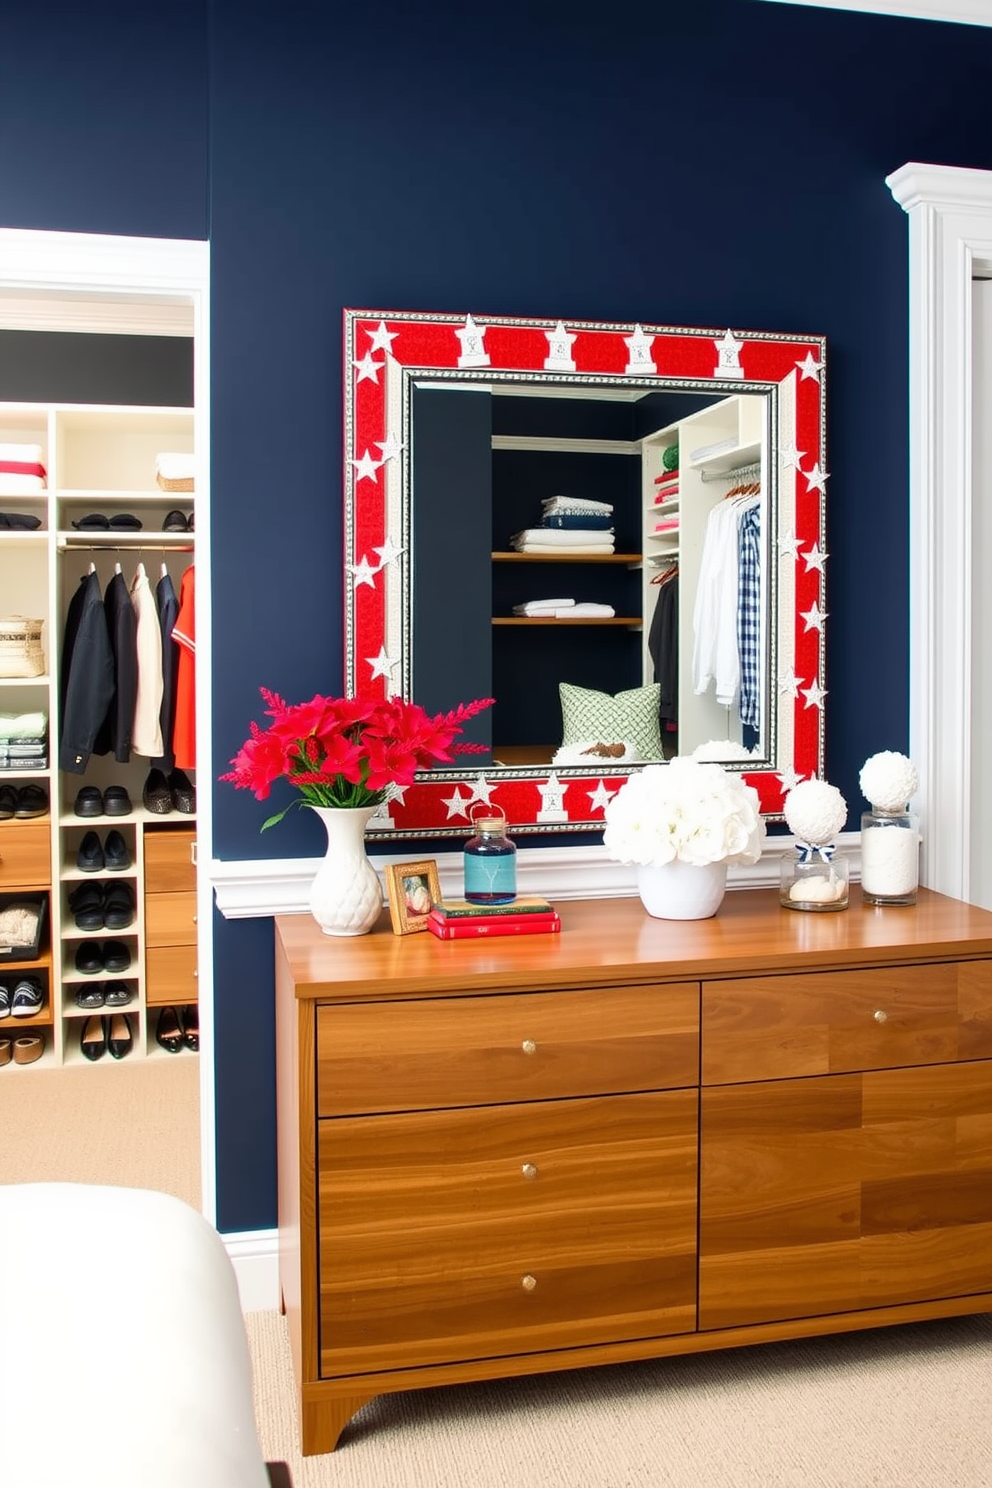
223, 1228, 280, 1312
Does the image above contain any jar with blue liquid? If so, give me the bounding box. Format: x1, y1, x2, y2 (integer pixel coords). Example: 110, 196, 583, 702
463, 806, 517, 904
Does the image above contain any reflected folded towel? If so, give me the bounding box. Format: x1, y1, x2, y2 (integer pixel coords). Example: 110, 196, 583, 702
512, 599, 575, 615
0, 443, 47, 493
555, 603, 615, 617
511, 528, 616, 548
0, 711, 48, 738
541, 495, 613, 514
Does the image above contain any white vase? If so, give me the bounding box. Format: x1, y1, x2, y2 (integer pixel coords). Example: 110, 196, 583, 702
307, 805, 383, 936
636, 859, 728, 920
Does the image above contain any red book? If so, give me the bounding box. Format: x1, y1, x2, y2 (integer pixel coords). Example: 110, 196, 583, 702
427, 911, 561, 940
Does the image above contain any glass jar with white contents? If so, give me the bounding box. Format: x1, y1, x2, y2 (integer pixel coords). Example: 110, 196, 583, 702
780, 845, 849, 911
860, 805, 920, 906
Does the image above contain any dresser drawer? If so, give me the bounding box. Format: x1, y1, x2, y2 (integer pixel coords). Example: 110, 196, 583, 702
316, 982, 699, 1116
702, 960, 992, 1085
144, 890, 196, 947
145, 944, 198, 1005
317, 1090, 698, 1376
143, 828, 195, 892
0, 820, 50, 887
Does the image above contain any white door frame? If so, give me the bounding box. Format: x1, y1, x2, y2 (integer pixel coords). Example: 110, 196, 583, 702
886, 162, 992, 901
0, 228, 217, 1223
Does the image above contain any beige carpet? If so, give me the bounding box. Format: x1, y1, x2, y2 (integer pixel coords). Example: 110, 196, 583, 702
0, 1052, 201, 1210
245, 1308, 992, 1488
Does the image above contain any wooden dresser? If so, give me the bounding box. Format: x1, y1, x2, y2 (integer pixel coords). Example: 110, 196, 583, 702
274, 886, 992, 1455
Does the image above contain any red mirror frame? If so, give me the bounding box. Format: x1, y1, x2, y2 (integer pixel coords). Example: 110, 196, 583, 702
344, 309, 826, 839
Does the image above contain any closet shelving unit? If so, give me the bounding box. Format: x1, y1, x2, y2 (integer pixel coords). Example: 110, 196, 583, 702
0, 400, 197, 1070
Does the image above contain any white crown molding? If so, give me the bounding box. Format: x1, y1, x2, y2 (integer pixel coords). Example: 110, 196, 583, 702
0, 290, 193, 336
755, 0, 992, 25
886, 161, 992, 900
210, 833, 863, 919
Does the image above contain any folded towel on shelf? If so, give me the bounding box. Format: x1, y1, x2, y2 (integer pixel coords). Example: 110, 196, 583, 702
514, 542, 616, 554
540, 511, 614, 531
511, 528, 616, 549
652, 516, 680, 533
541, 496, 613, 515
512, 599, 575, 615
0, 444, 47, 494
556, 603, 615, 617
0, 712, 47, 739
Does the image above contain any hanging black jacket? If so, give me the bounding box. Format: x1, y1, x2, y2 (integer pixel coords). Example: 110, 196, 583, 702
152, 568, 180, 773
93, 568, 138, 764
59, 571, 115, 774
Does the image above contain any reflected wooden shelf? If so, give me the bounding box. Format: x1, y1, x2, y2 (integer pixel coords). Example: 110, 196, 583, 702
491, 551, 642, 563
492, 617, 642, 626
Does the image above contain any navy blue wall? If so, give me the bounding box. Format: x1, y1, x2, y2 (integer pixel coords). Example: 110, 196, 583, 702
3, 0, 992, 1231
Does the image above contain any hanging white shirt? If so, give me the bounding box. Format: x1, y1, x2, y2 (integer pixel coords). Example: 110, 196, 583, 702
130, 562, 164, 756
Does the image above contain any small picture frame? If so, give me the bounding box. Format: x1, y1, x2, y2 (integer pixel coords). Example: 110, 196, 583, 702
385, 859, 441, 935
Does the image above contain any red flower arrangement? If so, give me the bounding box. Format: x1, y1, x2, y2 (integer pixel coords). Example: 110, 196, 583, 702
221, 687, 495, 828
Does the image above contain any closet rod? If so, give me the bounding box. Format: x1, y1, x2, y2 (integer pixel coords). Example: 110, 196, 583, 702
699, 460, 762, 484
56, 538, 194, 553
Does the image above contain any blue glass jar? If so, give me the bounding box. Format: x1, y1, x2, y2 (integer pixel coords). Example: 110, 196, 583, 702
464, 808, 517, 904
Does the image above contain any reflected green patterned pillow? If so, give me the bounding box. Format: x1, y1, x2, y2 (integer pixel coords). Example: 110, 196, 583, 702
559, 681, 663, 761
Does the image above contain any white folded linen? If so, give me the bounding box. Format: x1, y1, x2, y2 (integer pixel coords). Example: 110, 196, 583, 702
512, 598, 575, 615
556, 602, 615, 617
514, 542, 615, 554
541, 495, 613, 514
155, 452, 196, 481
0, 443, 45, 464
511, 528, 615, 548
0, 474, 46, 493
0, 442, 47, 493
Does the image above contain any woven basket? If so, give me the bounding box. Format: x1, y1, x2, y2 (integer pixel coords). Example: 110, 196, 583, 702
0, 617, 45, 678
156, 473, 194, 492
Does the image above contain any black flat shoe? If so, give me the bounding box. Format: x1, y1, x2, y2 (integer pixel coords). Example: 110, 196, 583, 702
102, 785, 132, 817
143, 768, 172, 815
181, 1004, 199, 1052
14, 784, 48, 819
103, 881, 135, 931
80, 1014, 106, 1061
103, 980, 134, 1009
168, 768, 196, 815
107, 1012, 133, 1059
74, 982, 105, 1010
102, 939, 131, 974
74, 942, 104, 975
0, 784, 17, 819
73, 785, 103, 818
76, 830, 105, 872
103, 829, 131, 871
155, 1006, 184, 1054
68, 882, 105, 931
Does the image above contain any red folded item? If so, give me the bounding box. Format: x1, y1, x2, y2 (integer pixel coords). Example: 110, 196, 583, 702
0, 461, 46, 478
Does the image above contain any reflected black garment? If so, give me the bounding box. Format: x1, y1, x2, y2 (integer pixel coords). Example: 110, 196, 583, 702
151, 569, 180, 773
59, 571, 114, 774
648, 573, 679, 725
92, 569, 138, 764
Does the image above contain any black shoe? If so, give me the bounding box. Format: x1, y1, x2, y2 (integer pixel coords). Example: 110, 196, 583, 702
107, 1012, 133, 1059
156, 1006, 184, 1054
103, 881, 135, 931
74, 982, 105, 1010
102, 939, 131, 974
73, 785, 103, 818
102, 785, 132, 817
103, 829, 131, 871
13, 784, 48, 819
74, 942, 104, 975
168, 768, 196, 814
103, 980, 134, 1009
143, 768, 172, 815
68, 882, 105, 931
11, 977, 44, 1017
181, 1004, 199, 1052
0, 784, 17, 819
80, 1014, 106, 1061
76, 830, 105, 872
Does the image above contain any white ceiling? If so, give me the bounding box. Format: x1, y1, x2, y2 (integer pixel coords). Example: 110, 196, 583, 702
755, 0, 992, 24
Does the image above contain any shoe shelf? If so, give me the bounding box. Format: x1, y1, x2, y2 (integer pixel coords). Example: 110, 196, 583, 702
0, 397, 199, 1070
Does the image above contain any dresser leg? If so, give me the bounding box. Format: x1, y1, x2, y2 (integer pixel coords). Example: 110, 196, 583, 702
301, 1393, 376, 1455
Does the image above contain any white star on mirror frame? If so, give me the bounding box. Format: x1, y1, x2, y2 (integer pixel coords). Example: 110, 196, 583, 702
353, 351, 384, 384
366, 320, 398, 355
802, 542, 828, 574
366, 645, 400, 681
795, 351, 823, 381
803, 461, 830, 495
441, 787, 473, 820
373, 535, 404, 568
777, 766, 805, 793
801, 678, 827, 710
778, 438, 806, 472
586, 779, 617, 814
465, 774, 497, 806
351, 449, 382, 483
777, 529, 803, 561
347, 555, 378, 589
800, 600, 827, 633
375, 433, 404, 463
778, 666, 803, 699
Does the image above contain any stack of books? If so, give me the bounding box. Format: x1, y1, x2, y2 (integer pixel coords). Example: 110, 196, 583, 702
427, 895, 561, 941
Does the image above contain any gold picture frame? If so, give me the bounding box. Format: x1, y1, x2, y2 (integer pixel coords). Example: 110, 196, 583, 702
384, 859, 441, 935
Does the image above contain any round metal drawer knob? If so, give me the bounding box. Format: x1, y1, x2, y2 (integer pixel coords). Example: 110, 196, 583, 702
873, 1009, 888, 1023
521, 1039, 537, 1056
521, 1273, 538, 1291
521, 1163, 538, 1180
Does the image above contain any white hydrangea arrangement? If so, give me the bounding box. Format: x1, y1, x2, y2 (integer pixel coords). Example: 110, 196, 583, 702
691, 739, 757, 762
783, 778, 848, 846
603, 757, 766, 868
859, 750, 918, 812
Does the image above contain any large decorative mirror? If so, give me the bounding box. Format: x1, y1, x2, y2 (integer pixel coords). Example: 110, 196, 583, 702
344, 309, 826, 838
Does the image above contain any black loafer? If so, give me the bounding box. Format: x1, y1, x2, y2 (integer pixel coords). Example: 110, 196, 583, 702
103, 829, 131, 871
14, 784, 48, 819
68, 883, 105, 931
74, 983, 105, 1010
103, 980, 134, 1008
0, 785, 16, 820
156, 1006, 184, 1054
162, 509, 189, 532
76, 830, 105, 872
169, 768, 196, 814
74, 942, 104, 975
102, 939, 131, 974
74, 786, 104, 818
103, 881, 135, 931
80, 1015, 107, 1061
143, 768, 172, 814
102, 785, 132, 817
107, 1012, 133, 1059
